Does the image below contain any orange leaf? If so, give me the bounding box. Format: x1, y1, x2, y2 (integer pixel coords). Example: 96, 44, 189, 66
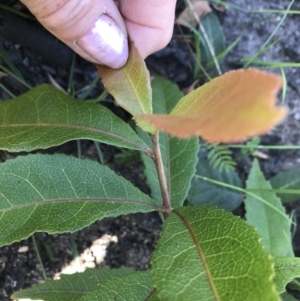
135, 69, 288, 143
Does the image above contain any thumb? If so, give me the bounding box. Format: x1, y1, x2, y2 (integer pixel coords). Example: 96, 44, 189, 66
20, 0, 128, 68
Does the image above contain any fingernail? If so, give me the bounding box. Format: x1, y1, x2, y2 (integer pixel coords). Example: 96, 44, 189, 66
77, 14, 128, 68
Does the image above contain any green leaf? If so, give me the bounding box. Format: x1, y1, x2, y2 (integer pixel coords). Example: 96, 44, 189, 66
97, 43, 154, 133
137, 129, 161, 203
139, 77, 199, 207
274, 257, 300, 294
0, 84, 149, 153
151, 206, 279, 301
241, 136, 261, 156
270, 168, 300, 203
188, 153, 243, 211
166, 136, 199, 207
151, 76, 183, 114
245, 159, 293, 257
78, 271, 154, 301
200, 12, 226, 64
12, 267, 133, 301
0, 154, 158, 247
280, 292, 298, 301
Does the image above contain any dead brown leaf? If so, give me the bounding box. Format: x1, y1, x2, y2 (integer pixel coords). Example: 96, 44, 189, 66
176, 0, 212, 27
211, 3, 226, 12
254, 150, 269, 160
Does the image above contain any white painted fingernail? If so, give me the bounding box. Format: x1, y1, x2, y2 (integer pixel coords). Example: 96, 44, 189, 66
77, 14, 128, 68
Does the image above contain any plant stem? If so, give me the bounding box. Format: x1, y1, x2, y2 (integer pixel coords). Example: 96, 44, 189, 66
32, 235, 47, 280
94, 141, 104, 164
77, 140, 82, 158
152, 133, 171, 212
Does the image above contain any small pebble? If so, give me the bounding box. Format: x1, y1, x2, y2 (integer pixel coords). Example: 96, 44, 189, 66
18, 246, 29, 253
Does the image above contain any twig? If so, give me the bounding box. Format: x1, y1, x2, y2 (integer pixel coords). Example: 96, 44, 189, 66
152, 133, 171, 212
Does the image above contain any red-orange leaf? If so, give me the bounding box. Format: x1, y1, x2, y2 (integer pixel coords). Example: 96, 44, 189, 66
135, 69, 287, 143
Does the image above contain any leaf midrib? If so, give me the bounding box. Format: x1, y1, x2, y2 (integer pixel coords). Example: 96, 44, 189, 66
0, 123, 149, 152
15, 288, 91, 296
0, 197, 159, 212
125, 65, 149, 115
173, 210, 220, 301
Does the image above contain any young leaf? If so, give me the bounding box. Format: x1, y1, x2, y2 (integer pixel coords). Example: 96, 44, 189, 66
188, 156, 243, 211
245, 159, 293, 257
12, 267, 133, 301
97, 42, 154, 133
274, 257, 300, 294
136, 69, 287, 143
0, 154, 158, 247
151, 206, 279, 301
139, 77, 199, 207
78, 271, 154, 301
205, 143, 236, 173
270, 168, 300, 203
0, 84, 149, 153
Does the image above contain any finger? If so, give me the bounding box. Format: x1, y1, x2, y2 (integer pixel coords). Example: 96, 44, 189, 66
20, 0, 129, 68
119, 0, 177, 57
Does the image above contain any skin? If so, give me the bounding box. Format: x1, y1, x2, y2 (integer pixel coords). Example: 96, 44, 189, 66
19, 0, 177, 67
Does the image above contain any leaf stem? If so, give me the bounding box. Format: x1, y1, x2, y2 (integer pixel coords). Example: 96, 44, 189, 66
152, 132, 171, 213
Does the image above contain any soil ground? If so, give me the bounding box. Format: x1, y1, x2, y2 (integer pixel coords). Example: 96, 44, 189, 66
1, 1, 300, 300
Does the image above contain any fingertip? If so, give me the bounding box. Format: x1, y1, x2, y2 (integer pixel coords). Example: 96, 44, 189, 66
77, 14, 129, 68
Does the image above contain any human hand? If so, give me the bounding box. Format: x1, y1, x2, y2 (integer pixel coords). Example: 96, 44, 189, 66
19, 0, 177, 68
